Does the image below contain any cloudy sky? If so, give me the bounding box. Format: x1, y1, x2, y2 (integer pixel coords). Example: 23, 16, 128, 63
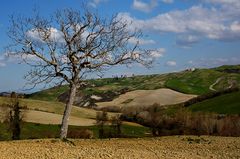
0, 0, 240, 92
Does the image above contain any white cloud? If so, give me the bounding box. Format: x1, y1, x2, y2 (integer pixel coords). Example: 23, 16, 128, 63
176, 35, 199, 47
0, 54, 7, 67
230, 21, 240, 32
150, 48, 165, 58
0, 55, 4, 61
129, 37, 156, 45
6, 52, 39, 63
0, 62, 6, 67
26, 27, 64, 43
120, 2, 240, 43
132, 0, 158, 13
204, 0, 240, 6
188, 60, 193, 64
187, 57, 240, 68
162, 0, 174, 4
166, 61, 177, 66
89, 0, 108, 8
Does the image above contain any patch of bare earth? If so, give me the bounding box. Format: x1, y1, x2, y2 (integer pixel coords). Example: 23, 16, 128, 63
97, 88, 197, 108
0, 136, 239, 159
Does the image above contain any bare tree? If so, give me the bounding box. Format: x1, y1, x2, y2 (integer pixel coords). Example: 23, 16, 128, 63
7, 8, 153, 139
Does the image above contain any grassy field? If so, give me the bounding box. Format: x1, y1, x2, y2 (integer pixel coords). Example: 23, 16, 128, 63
0, 96, 106, 119
0, 122, 150, 140
188, 91, 240, 114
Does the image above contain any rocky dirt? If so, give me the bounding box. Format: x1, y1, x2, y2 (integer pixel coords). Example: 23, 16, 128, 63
0, 136, 239, 159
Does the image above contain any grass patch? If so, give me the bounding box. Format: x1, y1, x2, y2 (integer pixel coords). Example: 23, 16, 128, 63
0, 122, 149, 141
27, 85, 69, 102
188, 91, 240, 114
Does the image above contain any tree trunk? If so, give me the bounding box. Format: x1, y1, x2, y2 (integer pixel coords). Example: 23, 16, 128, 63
60, 84, 77, 139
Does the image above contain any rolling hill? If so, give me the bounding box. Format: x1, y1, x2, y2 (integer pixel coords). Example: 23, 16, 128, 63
1, 64, 239, 118
26, 65, 240, 108
0, 97, 119, 126
188, 91, 240, 114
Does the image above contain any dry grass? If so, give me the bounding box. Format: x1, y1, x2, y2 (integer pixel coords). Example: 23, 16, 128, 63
23, 110, 95, 126
0, 136, 239, 159
0, 97, 138, 127
97, 88, 197, 108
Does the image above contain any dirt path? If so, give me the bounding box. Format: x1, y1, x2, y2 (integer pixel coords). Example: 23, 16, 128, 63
0, 136, 239, 159
209, 77, 222, 91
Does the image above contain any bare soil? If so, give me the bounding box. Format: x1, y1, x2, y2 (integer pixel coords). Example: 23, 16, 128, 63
97, 88, 197, 108
0, 136, 239, 159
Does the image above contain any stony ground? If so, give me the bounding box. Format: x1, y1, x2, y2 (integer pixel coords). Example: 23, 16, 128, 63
0, 136, 239, 159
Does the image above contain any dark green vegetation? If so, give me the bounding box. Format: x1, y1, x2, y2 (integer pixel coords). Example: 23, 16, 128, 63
26, 85, 69, 101
0, 122, 149, 141
188, 91, 240, 114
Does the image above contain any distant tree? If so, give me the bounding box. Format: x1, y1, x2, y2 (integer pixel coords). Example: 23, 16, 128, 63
111, 114, 122, 137
148, 103, 161, 136
6, 92, 24, 140
96, 111, 108, 138
7, 7, 153, 139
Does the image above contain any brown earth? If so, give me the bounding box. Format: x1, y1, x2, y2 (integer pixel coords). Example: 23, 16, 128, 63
97, 88, 197, 108
0, 136, 239, 159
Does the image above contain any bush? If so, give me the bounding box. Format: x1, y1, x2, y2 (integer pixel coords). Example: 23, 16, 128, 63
96, 111, 108, 138
120, 104, 240, 137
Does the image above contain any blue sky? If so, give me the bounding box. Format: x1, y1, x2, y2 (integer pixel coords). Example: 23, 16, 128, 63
0, 0, 240, 92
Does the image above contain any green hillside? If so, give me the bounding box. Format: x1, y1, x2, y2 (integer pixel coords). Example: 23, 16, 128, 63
188, 91, 240, 114
27, 65, 240, 103
26, 85, 69, 101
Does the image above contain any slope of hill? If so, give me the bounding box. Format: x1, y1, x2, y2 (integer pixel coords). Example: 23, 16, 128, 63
0, 97, 120, 126
26, 64, 240, 108
188, 91, 240, 114
26, 85, 69, 101
97, 88, 196, 109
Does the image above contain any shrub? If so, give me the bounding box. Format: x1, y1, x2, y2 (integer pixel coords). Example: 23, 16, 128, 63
121, 103, 240, 137
96, 111, 108, 138
4, 92, 24, 140
111, 115, 122, 137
